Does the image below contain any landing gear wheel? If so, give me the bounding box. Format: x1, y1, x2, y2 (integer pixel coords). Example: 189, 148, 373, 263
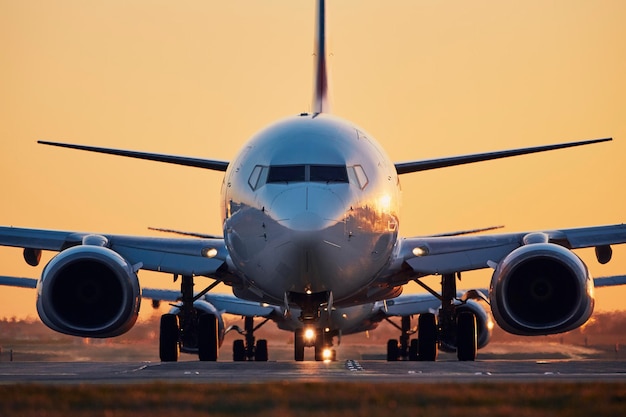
387, 339, 399, 361
409, 339, 419, 361
255, 339, 268, 362
159, 314, 180, 362
294, 329, 305, 361
418, 313, 438, 361
456, 311, 477, 361
314, 329, 325, 361
233, 339, 246, 361
198, 314, 219, 361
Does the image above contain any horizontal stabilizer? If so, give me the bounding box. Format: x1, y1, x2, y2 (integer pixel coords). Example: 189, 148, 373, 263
38, 141, 229, 172
594, 275, 626, 287
395, 137, 611, 175
0, 276, 38, 289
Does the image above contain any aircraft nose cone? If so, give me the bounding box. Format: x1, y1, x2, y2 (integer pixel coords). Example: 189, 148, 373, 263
269, 185, 347, 232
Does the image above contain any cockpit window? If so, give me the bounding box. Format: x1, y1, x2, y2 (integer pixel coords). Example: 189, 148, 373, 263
310, 165, 348, 183
267, 165, 306, 183
348, 165, 369, 189
249, 164, 362, 190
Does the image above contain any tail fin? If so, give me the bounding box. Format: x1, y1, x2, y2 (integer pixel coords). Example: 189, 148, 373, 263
312, 0, 330, 114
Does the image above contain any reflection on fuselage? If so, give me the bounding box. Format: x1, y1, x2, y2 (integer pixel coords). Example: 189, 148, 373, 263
221, 114, 401, 307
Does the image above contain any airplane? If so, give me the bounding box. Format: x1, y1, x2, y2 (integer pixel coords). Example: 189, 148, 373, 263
1, 0, 626, 362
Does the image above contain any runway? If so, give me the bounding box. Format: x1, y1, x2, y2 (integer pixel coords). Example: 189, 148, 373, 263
1, 359, 626, 384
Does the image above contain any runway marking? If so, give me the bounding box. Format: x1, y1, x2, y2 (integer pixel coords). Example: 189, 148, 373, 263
345, 360, 364, 371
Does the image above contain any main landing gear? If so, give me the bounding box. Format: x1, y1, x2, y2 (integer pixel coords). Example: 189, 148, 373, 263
386, 273, 477, 362
159, 274, 221, 362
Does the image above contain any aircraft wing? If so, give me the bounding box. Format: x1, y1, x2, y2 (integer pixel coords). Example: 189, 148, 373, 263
0, 226, 231, 280
392, 223, 626, 279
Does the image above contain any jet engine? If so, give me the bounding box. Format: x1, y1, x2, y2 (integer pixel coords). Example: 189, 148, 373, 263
489, 243, 594, 335
36, 245, 141, 338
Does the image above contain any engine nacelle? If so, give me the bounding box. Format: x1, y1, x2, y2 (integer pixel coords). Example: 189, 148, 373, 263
489, 243, 594, 335
36, 245, 141, 338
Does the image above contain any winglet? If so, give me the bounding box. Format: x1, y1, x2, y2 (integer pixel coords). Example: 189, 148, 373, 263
312, 0, 330, 114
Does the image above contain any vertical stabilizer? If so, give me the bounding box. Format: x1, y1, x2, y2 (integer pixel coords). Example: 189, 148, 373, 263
313, 0, 330, 114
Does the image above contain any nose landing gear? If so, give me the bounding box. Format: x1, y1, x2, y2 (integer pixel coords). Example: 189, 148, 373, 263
230, 316, 270, 361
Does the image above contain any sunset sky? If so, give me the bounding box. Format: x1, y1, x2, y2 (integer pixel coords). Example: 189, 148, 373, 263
1, 0, 625, 320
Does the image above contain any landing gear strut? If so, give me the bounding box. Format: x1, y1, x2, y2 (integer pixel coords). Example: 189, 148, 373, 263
386, 315, 417, 361
232, 316, 269, 361
294, 327, 336, 361
386, 272, 477, 362
158, 274, 221, 362
437, 273, 477, 361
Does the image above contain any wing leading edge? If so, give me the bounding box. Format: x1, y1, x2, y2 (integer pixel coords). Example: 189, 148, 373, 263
0, 226, 231, 280
390, 223, 626, 279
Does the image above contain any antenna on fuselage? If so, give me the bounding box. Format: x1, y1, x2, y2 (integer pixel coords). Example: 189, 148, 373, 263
313, 0, 330, 114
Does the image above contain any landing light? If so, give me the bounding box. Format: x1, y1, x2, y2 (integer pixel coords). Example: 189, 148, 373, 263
412, 246, 429, 257
322, 348, 333, 361
304, 328, 315, 341
202, 247, 219, 258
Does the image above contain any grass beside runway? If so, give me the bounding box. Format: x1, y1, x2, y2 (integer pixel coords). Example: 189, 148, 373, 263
0, 382, 625, 416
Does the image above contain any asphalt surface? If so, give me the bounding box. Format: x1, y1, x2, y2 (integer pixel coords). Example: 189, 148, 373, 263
1, 359, 625, 384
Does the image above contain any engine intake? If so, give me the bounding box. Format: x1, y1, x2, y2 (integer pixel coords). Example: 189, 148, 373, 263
489, 243, 594, 335
36, 245, 141, 338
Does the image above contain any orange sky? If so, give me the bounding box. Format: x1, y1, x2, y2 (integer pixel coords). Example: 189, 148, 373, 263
1, 0, 625, 320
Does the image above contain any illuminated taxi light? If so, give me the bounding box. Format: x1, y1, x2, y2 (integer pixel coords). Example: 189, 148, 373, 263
412, 246, 429, 257
202, 247, 219, 258
322, 348, 333, 361
304, 328, 315, 341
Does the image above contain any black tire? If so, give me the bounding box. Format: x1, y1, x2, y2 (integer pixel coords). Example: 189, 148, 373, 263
159, 314, 180, 362
255, 339, 268, 362
294, 329, 305, 361
314, 329, 325, 361
198, 314, 219, 361
418, 313, 438, 361
457, 311, 477, 361
409, 339, 419, 361
233, 339, 246, 362
386, 339, 399, 361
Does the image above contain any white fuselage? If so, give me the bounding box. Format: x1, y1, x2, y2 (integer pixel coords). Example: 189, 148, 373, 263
221, 114, 401, 306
